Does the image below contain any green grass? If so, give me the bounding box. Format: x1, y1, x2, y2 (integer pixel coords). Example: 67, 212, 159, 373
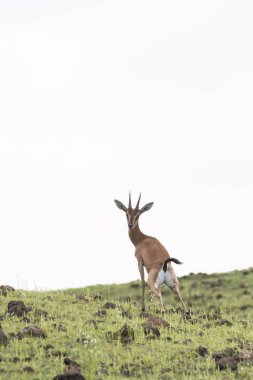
1, 268, 253, 379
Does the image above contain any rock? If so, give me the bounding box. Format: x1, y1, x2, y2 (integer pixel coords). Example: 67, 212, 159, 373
139, 311, 154, 318
106, 323, 135, 344
12, 357, 20, 363
215, 356, 238, 371
53, 357, 86, 380
234, 350, 253, 363
23, 366, 34, 373
75, 294, 90, 303
20, 316, 31, 323
197, 346, 209, 357
142, 316, 170, 337
0, 324, 8, 346
44, 344, 55, 350
121, 310, 133, 319
213, 350, 238, 371
7, 301, 32, 317
87, 319, 98, 329
143, 324, 160, 338
35, 309, 50, 319
0, 285, 15, 297
120, 364, 131, 377
64, 357, 81, 372
103, 302, 119, 309
145, 334, 158, 340
94, 310, 107, 318
20, 325, 46, 338
183, 310, 191, 320
93, 294, 103, 301
119, 296, 132, 302
119, 323, 135, 344
53, 374, 86, 380
216, 319, 233, 327
146, 316, 171, 328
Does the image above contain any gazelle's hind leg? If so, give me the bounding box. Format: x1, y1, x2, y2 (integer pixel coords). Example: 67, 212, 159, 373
147, 268, 165, 313
170, 283, 187, 312
165, 268, 188, 313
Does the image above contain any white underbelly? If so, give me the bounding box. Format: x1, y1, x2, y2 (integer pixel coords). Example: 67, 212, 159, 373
155, 268, 175, 289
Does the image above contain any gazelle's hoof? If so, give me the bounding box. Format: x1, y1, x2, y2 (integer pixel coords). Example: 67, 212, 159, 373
183, 310, 191, 320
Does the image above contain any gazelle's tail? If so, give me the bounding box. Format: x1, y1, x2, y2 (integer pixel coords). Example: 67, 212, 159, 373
163, 258, 183, 272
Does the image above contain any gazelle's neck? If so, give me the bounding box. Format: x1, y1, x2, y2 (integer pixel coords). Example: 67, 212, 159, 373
128, 221, 149, 247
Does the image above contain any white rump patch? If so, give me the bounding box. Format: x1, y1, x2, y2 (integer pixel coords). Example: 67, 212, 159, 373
155, 268, 175, 289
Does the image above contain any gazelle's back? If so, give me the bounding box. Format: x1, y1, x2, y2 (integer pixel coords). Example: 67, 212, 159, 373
135, 236, 170, 273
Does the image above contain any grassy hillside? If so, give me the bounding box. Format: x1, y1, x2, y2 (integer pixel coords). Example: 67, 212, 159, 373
0, 268, 253, 379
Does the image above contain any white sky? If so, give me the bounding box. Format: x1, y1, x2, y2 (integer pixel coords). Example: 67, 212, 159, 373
0, 0, 252, 290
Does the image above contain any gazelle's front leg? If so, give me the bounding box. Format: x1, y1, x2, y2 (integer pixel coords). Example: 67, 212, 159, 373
138, 261, 145, 311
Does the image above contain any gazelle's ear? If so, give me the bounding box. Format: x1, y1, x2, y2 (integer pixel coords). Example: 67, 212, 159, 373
114, 199, 127, 212
139, 202, 154, 214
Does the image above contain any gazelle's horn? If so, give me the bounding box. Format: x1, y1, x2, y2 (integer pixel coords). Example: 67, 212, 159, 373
128, 192, 132, 209
136, 192, 141, 209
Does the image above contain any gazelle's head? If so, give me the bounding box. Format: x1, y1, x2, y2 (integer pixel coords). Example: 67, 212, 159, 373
114, 193, 153, 230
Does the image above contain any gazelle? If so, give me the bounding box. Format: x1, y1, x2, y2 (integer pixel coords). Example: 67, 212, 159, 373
114, 193, 188, 314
